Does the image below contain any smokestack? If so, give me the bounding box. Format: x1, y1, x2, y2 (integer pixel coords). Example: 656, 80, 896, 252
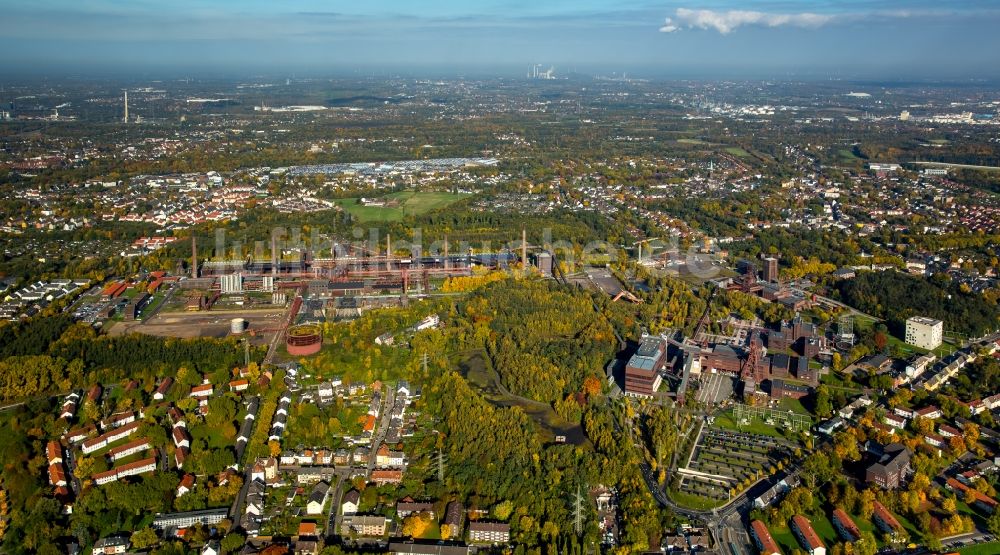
191, 236, 198, 278
521, 229, 527, 268
271, 235, 278, 276
443, 235, 449, 270
386, 234, 391, 271
124, 90, 128, 124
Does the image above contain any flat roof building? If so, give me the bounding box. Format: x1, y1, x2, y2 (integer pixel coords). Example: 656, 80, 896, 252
905, 316, 943, 351
624, 335, 665, 397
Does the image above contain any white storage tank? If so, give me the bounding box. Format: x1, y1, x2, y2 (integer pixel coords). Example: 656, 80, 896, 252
230, 317, 246, 334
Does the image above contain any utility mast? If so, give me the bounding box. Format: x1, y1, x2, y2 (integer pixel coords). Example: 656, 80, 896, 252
435, 448, 447, 482
571, 484, 586, 536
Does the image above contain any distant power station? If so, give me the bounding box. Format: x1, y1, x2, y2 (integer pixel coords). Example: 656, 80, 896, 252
528, 64, 556, 80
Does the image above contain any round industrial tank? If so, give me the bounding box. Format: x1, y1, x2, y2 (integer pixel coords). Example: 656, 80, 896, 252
230, 317, 246, 334
285, 324, 322, 356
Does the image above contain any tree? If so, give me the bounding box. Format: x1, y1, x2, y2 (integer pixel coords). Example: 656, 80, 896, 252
854, 531, 878, 555
941, 497, 957, 515
964, 487, 979, 506
859, 489, 876, 520
831, 352, 843, 371
492, 500, 514, 521
131, 527, 160, 550
402, 512, 433, 538
988, 509, 1000, 537
815, 385, 832, 418
221, 531, 246, 553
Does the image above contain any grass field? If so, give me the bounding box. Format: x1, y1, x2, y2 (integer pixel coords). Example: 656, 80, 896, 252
712, 411, 794, 439
336, 191, 469, 222
667, 488, 727, 510
959, 541, 1000, 555
725, 146, 752, 158
838, 148, 864, 162
678, 138, 710, 145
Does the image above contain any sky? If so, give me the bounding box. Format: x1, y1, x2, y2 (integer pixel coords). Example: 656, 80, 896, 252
4, 0, 1000, 79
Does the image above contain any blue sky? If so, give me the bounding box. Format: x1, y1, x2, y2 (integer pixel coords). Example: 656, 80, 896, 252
4, 1, 999, 78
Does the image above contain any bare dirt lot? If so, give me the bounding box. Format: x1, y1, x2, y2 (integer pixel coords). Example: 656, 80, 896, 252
108, 307, 288, 346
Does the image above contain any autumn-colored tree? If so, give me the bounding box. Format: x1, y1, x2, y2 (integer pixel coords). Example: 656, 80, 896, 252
402, 512, 433, 538
582, 375, 602, 397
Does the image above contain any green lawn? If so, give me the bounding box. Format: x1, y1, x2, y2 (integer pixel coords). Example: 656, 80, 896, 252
960, 541, 1000, 555
725, 147, 752, 158
771, 525, 801, 553
712, 411, 792, 440
335, 191, 469, 222
778, 396, 813, 418
838, 148, 863, 161
667, 488, 726, 510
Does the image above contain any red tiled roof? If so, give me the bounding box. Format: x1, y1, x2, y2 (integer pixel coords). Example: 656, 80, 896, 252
832, 508, 861, 541
873, 501, 903, 531
792, 515, 825, 550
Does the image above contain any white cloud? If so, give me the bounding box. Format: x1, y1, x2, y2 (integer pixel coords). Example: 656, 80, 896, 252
660, 8, 834, 34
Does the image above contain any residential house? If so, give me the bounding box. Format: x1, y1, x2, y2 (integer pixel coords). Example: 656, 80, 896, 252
396, 499, 435, 519
831, 509, 861, 542
342, 490, 360, 516
341, 515, 387, 537
791, 515, 826, 555
153, 377, 173, 400
873, 501, 905, 537
177, 474, 195, 497
92, 536, 129, 555
750, 520, 782, 555
468, 522, 510, 544
190, 383, 214, 398
916, 406, 943, 420
306, 481, 331, 515
371, 469, 403, 485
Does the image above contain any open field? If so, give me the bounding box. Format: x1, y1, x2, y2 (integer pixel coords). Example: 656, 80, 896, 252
335, 191, 469, 222
959, 541, 1000, 555
109, 307, 286, 345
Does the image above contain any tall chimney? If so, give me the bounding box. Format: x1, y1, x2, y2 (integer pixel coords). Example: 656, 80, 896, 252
386, 234, 391, 271
521, 229, 527, 267
271, 235, 278, 276
443, 235, 449, 270
191, 236, 198, 278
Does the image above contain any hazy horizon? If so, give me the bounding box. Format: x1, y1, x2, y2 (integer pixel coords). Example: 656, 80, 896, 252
4, 1, 1000, 80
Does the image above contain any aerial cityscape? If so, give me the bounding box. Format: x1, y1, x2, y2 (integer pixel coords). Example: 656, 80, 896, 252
2, 2, 1000, 555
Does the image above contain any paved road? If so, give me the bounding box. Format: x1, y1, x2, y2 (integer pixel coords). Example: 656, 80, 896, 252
325, 473, 348, 538
365, 387, 396, 478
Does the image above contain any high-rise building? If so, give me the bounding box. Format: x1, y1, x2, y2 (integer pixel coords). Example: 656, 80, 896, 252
763, 257, 779, 283
624, 335, 666, 397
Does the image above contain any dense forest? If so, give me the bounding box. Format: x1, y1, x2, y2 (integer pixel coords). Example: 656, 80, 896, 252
833, 271, 1000, 338
458, 279, 617, 404
0, 317, 260, 403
